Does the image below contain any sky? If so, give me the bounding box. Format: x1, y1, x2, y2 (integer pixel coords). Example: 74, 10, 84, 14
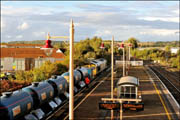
1, 1, 179, 42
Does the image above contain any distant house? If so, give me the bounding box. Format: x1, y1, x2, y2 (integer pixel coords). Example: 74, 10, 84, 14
170, 47, 179, 54
0, 48, 65, 71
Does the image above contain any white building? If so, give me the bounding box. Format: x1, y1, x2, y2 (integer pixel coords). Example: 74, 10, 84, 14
170, 47, 179, 54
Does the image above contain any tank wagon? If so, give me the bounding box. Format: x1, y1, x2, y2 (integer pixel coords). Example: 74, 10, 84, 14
61, 70, 83, 93
0, 91, 33, 120
0, 58, 107, 120
22, 82, 56, 119
117, 76, 144, 111
77, 67, 92, 85
47, 76, 69, 100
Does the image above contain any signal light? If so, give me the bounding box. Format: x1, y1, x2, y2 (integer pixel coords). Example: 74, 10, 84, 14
120, 43, 124, 48
100, 42, 105, 49
43, 39, 53, 48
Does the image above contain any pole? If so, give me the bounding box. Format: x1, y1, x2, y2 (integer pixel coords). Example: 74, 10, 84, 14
111, 36, 114, 120
69, 19, 74, 119
120, 102, 123, 120
123, 46, 125, 76
129, 46, 131, 61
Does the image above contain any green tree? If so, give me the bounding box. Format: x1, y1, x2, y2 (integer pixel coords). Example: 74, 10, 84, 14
32, 61, 57, 82
125, 37, 139, 49
165, 46, 171, 52
15, 71, 26, 81
164, 46, 171, 61
54, 63, 68, 75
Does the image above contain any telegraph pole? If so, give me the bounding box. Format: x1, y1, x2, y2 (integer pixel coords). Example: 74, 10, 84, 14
69, 19, 74, 119
129, 45, 131, 61
123, 43, 125, 76
111, 36, 114, 119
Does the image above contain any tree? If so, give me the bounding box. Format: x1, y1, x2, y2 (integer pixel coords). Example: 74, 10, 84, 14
125, 37, 139, 49
15, 71, 26, 81
165, 46, 171, 52
32, 61, 57, 82
54, 63, 68, 75
164, 46, 171, 61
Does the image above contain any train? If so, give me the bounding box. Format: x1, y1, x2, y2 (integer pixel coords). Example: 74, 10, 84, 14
0, 58, 107, 120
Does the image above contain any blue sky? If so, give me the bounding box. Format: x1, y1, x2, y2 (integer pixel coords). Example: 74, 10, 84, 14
1, 1, 179, 42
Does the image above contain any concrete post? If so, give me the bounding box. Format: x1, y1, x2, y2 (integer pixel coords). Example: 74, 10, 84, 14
111, 36, 114, 120
69, 19, 74, 119
123, 47, 125, 76
129, 46, 131, 61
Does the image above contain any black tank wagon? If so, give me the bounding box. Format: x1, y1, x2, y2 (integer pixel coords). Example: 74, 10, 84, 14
0, 91, 33, 120
0, 58, 107, 120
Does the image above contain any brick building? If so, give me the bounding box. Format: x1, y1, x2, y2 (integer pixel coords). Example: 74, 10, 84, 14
0, 43, 65, 71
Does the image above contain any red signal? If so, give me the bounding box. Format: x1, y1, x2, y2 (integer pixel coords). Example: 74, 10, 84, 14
120, 43, 124, 48
43, 40, 53, 48
129, 44, 132, 47
100, 42, 105, 49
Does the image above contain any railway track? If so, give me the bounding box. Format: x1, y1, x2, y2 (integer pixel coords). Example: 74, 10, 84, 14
153, 65, 179, 83
148, 66, 180, 105
46, 67, 111, 120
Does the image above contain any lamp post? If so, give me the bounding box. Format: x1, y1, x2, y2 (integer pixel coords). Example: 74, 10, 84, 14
43, 20, 75, 119
69, 19, 74, 120
100, 42, 105, 57
101, 37, 114, 120
120, 43, 125, 76
111, 36, 114, 120
128, 44, 132, 61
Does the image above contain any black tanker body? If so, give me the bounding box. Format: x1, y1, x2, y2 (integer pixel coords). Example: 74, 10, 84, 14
77, 67, 92, 85
0, 58, 107, 120
23, 82, 56, 120
61, 71, 80, 85
77, 67, 89, 80
47, 76, 69, 104
61, 70, 84, 93
0, 91, 33, 120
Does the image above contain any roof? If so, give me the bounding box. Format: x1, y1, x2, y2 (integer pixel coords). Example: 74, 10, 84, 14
117, 76, 139, 86
0, 48, 65, 59
1, 43, 43, 47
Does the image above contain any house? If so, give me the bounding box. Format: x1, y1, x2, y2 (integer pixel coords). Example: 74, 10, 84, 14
0, 47, 65, 72
0, 43, 43, 48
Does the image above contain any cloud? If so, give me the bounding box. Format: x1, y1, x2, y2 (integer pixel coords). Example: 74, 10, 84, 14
6, 35, 12, 39
77, 3, 122, 12
17, 22, 29, 30
140, 29, 178, 36
138, 17, 179, 23
1, 5, 59, 16
33, 31, 46, 37
175, 31, 180, 35
94, 30, 112, 37
16, 35, 23, 39
173, 9, 179, 14
1, 1, 179, 42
